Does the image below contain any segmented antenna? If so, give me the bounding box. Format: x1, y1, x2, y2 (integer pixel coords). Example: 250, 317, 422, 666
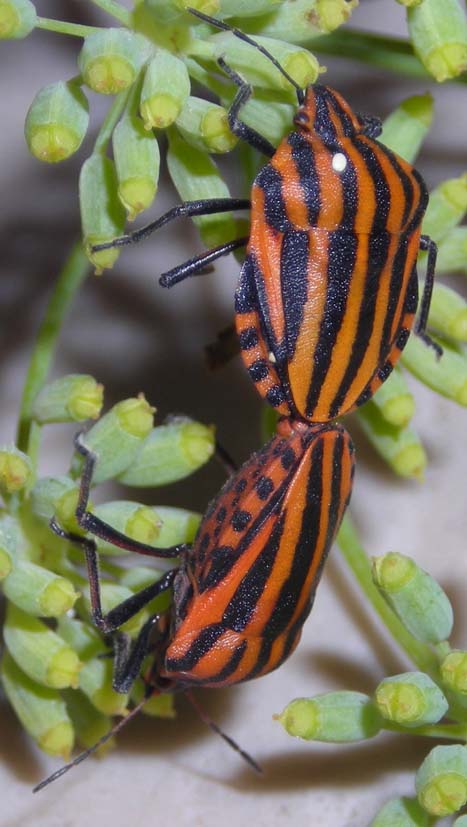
187, 6, 306, 105
186, 690, 263, 775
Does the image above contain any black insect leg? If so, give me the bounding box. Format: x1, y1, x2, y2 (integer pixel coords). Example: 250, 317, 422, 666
160, 237, 249, 288
218, 57, 276, 158
91, 198, 251, 254
112, 614, 168, 693
72, 433, 188, 559
416, 235, 443, 358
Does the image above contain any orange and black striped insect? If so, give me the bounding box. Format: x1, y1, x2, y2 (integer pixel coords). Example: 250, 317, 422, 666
36, 419, 354, 789
94, 7, 440, 424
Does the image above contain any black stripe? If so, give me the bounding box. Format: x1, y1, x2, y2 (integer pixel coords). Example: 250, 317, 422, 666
378, 143, 415, 229
222, 514, 286, 632
378, 233, 411, 365
280, 230, 310, 359
312, 87, 338, 142
329, 230, 391, 419
324, 87, 355, 137
354, 136, 391, 232
255, 165, 290, 233
305, 229, 358, 418
165, 623, 224, 673
207, 640, 248, 685
287, 131, 320, 226
238, 327, 258, 350
260, 437, 324, 640
235, 255, 258, 314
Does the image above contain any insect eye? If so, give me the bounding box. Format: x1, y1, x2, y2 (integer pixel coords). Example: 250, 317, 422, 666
331, 152, 347, 173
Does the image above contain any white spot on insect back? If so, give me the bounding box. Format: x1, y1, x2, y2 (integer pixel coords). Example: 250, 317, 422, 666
332, 152, 347, 173
268, 352, 276, 364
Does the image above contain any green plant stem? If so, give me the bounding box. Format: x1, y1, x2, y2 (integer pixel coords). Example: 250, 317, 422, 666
383, 721, 467, 741
313, 29, 467, 84
88, 0, 132, 27
36, 17, 101, 38
93, 89, 132, 154
337, 515, 440, 678
15, 244, 90, 465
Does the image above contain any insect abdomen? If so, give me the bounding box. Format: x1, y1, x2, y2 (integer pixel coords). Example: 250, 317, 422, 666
162, 421, 355, 687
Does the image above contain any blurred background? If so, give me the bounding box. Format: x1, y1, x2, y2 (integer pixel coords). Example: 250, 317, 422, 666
0, 1, 466, 825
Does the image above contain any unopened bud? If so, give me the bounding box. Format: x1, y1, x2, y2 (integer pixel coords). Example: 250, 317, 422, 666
140, 51, 190, 129
370, 796, 429, 827
380, 94, 433, 163
416, 745, 467, 817
402, 335, 467, 407
372, 552, 453, 644
0, 0, 36, 39
440, 651, 467, 695
407, 0, 467, 82
374, 672, 448, 727
3, 558, 78, 617
176, 97, 237, 153
0, 445, 33, 493
32, 373, 103, 423
79, 29, 149, 95
357, 403, 426, 479
113, 110, 160, 219
80, 153, 125, 272
25, 81, 89, 163
117, 417, 215, 486
276, 692, 382, 742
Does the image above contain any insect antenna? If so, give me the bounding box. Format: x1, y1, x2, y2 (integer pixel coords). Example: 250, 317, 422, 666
187, 7, 305, 105
185, 690, 263, 775
33, 696, 148, 793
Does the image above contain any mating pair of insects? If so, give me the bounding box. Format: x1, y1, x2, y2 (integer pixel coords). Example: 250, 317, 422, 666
40, 8, 440, 788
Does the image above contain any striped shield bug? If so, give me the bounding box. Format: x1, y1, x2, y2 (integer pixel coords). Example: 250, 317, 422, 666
36, 418, 354, 789
93, 8, 440, 424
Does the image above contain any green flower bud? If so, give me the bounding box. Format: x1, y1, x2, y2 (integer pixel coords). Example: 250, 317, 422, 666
454, 816, 467, 827
407, 0, 467, 82
167, 128, 236, 246
428, 283, 467, 342
402, 335, 467, 407
140, 51, 190, 129
78, 656, 129, 716
374, 672, 448, 727
57, 615, 106, 660
276, 691, 382, 742
150, 505, 202, 546
217, 0, 282, 18
190, 31, 320, 93
4, 603, 82, 689
92, 500, 162, 555
1, 651, 74, 758
32, 373, 103, 423
3, 558, 78, 617
422, 175, 467, 243
380, 94, 433, 163
71, 396, 155, 484
25, 81, 89, 164
113, 109, 160, 220
357, 403, 426, 479
370, 797, 429, 827
242, 0, 357, 42
63, 689, 115, 755
79, 29, 149, 95
131, 678, 176, 717
436, 227, 467, 274
0, 513, 23, 580
371, 368, 415, 428
416, 745, 467, 816
176, 97, 237, 153
0, 445, 33, 493
372, 552, 454, 644
141, 0, 183, 24
0, 0, 36, 39
29, 474, 80, 529
440, 651, 467, 695
80, 153, 125, 272
117, 417, 215, 486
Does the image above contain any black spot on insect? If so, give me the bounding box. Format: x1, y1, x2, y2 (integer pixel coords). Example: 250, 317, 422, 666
396, 328, 410, 350
231, 510, 252, 532
216, 506, 227, 523
239, 327, 258, 350
235, 478, 247, 494
266, 385, 285, 407
200, 532, 211, 549
248, 360, 269, 382
255, 476, 274, 500
281, 447, 296, 470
